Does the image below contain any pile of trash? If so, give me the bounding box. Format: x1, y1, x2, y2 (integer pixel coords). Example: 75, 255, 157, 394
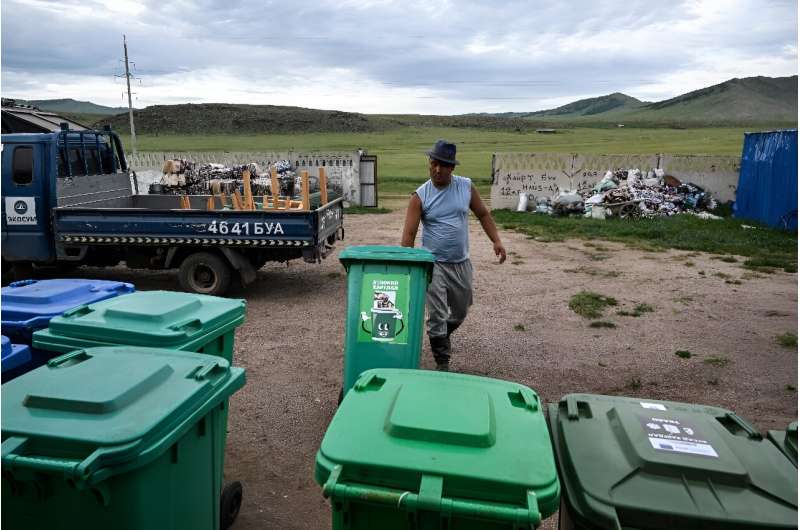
148, 159, 323, 198
516, 168, 721, 220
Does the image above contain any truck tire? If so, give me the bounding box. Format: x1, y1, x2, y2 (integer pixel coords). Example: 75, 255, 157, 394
179, 252, 232, 296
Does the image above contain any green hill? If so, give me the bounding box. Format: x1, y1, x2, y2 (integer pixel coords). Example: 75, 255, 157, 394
625, 75, 797, 124
26, 74, 794, 134
520, 75, 797, 127
95, 103, 554, 134
21, 98, 128, 115
526, 92, 645, 117
96, 103, 388, 134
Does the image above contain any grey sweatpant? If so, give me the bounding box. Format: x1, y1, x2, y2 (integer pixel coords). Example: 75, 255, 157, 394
426, 260, 473, 338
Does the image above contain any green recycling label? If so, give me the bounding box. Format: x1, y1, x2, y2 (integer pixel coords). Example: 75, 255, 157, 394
358, 273, 410, 344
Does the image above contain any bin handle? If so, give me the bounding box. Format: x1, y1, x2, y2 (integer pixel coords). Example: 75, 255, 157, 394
47, 349, 92, 368
722, 412, 763, 440
2, 436, 142, 487
191, 360, 224, 381
168, 318, 204, 337
9, 279, 37, 288
2, 437, 80, 480
510, 389, 539, 412
110, 283, 134, 295
323, 465, 541, 526
61, 305, 93, 318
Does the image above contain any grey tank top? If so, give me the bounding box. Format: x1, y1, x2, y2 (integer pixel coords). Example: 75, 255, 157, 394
415, 175, 472, 263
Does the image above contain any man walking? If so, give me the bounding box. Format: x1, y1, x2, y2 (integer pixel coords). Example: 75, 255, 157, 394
401, 139, 506, 371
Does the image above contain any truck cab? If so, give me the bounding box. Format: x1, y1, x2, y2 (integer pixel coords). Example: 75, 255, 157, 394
2, 127, 127, 265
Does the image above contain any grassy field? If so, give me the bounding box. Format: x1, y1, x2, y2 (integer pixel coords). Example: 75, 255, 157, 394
493, 210, 797, 271
121, 126, 750, 199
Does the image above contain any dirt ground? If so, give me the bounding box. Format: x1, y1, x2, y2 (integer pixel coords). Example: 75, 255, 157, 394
72, 208, 797, 529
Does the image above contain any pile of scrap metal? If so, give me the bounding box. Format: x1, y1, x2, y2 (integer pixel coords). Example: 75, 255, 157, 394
517, 168, 720, 220
148, 159, 322, 198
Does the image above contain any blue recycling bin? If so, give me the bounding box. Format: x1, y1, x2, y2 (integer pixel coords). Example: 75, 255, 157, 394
1, 335, 32, 383
1, 279, 135, 344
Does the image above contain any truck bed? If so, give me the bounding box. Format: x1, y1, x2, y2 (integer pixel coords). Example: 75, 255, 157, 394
54, 170, 343, 249
54, 194, 343, 249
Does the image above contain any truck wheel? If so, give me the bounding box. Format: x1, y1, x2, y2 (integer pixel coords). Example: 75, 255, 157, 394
179, 252, 232, 296
220, 481, 243, 530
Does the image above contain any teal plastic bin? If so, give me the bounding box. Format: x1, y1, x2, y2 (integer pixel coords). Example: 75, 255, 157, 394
316, 369, 561, 529
339, 246, 434, 397
2, 346, 245, 530
32, 290, 245, 362
549, 394, 798, 529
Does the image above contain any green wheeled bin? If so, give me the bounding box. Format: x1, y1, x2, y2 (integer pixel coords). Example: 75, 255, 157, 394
31, 290, 245, 362
315, 368, 561, 529
768, 421, 798, 467
30, 291, 247, 529
1, 346, 245, 530
548, 394, 798, 530
338, 246, 434, 400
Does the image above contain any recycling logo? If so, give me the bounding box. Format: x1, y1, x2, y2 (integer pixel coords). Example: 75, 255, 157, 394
13, 201, 27, 215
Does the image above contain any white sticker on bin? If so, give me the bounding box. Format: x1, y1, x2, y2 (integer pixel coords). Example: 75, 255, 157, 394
648, 438, 719, 458
640, 402, 667, 411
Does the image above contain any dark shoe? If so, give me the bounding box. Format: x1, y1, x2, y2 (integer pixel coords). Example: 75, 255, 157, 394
429, 335, 450, 365
435, 361, 450, 372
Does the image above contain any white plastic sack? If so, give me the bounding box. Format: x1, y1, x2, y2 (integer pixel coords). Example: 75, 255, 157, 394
516, 192, 529, 212
591, 206, 607, 219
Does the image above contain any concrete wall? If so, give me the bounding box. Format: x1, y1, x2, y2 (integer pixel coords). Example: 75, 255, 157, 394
127, 151, 362, 204
490, 152, 740, 209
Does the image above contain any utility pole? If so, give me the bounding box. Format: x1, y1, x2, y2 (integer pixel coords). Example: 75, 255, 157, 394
123, 35, 137, 156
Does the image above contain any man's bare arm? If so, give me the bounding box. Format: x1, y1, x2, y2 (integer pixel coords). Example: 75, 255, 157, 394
401, 193, 423, 247
469, 185, 506, 263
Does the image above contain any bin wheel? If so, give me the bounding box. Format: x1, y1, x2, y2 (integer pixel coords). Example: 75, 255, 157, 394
220, 481, 243, 530
179, 252, 232, 296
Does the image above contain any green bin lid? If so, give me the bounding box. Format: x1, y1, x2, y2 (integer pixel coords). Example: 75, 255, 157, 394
549, 394, 798, 529
339, 245, 435, 266
768, 421, 798, 467
36, 291, 245, 348
1, 346, 245, 487
317, 369, 560, 521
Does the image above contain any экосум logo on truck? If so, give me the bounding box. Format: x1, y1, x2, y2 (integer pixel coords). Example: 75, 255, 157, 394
4, 197, 37, 225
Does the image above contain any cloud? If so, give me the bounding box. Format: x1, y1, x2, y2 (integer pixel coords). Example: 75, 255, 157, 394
2, 0, 796, 113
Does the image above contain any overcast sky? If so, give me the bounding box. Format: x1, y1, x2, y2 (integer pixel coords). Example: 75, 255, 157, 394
1, 0, 797, 114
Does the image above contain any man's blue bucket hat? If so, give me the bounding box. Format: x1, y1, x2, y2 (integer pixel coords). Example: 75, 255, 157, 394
427, 139, 459, 166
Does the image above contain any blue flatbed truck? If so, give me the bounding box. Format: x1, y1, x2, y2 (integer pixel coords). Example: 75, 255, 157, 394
1, 126, 344, 295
